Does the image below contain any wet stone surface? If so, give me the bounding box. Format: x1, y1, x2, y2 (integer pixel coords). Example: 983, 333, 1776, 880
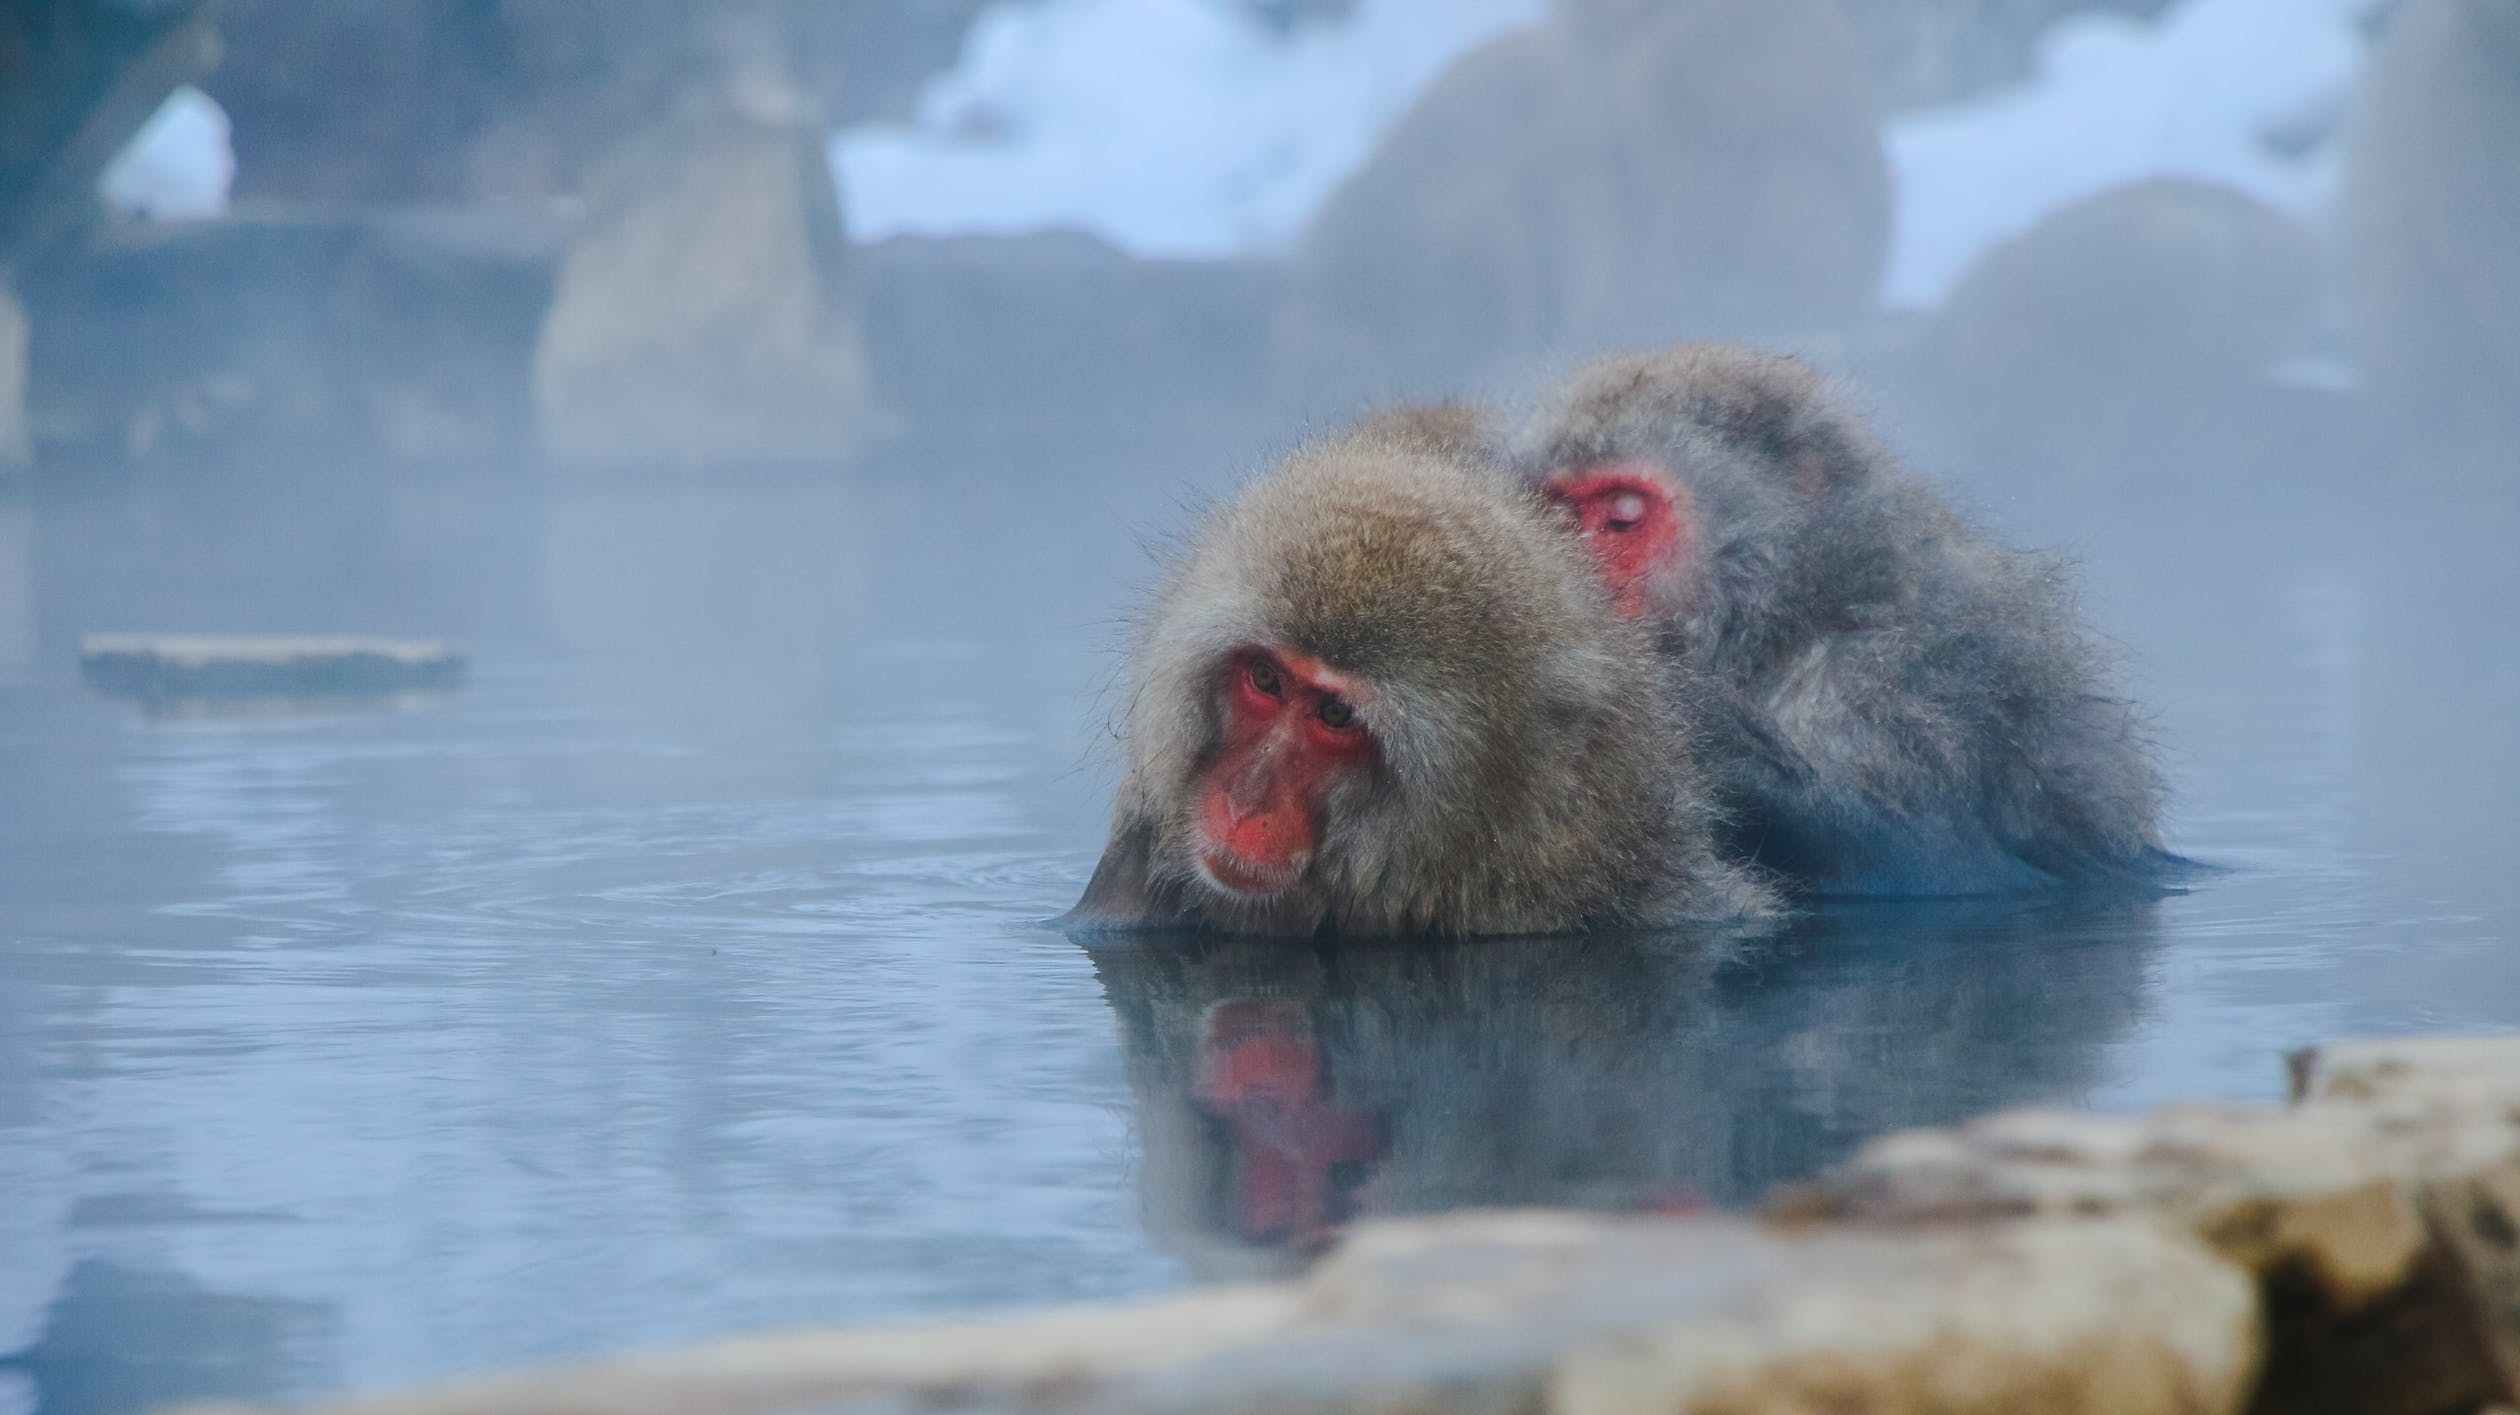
186, 1035, 2520, 1415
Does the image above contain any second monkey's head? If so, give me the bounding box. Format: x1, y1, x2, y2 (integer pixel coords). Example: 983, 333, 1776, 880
1515, 344, 1896, 664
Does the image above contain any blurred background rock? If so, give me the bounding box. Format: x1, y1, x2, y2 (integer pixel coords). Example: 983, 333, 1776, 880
0, 0, 2506, 656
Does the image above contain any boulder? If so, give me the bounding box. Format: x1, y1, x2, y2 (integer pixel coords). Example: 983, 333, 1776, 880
2344, 0, 2520, 440
532, 99, 880, 470
1895, 178, 2329, 490
175, 1033, 2520, 1415
0, 278, 25, 467
26, 206, 560, 468
78, 633, 466, 700
1776, 1035, 2520, 1415
1284, 0, 1887, 400
856, 230, 1281, 464
180, 1215, 2258, 1415
0, 497, 29, 676
1921, 179, 2322, 415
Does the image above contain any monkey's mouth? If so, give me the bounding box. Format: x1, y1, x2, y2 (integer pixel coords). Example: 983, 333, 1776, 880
1194, 845, 1306, 900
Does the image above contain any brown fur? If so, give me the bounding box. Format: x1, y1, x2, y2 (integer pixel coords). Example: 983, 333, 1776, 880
1343, 402, 1493, 462
1517, 344, 2174, 896
1070, 421, 1775, 937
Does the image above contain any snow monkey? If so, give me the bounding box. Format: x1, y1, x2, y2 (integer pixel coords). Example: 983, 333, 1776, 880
1068, 420, 1776, 936
1517, 344, 2178, 896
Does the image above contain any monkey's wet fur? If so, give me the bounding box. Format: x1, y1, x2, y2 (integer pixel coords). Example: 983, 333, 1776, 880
1069, 344, 2187, 939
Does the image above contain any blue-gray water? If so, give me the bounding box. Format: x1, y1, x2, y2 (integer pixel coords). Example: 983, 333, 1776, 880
2, 444, 2516, 1413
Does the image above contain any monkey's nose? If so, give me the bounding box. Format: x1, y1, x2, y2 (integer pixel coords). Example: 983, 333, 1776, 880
1224, 759, 1280, 821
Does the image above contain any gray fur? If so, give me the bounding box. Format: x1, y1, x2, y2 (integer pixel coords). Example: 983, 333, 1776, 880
1513, 344, 2172, 896
1071, 422, 1776, 937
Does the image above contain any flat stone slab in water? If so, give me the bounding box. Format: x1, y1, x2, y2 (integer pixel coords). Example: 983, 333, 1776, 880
79, 633, 467, 699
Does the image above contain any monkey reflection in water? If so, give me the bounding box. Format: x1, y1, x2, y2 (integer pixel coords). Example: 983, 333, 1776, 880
1071, 350, 2180, 932
1086, 901, 2156, 1271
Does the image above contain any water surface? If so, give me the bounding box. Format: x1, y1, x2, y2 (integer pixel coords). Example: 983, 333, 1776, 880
1, 447, 2514, 1413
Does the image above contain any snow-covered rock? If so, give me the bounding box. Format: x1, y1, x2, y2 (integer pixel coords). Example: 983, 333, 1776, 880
97, 85, 233, 222
1884, 0, 2380, 309
831, 0, 1541, 258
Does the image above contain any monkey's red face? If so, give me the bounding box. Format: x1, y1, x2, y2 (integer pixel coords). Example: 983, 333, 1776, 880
1543, 462, 1695, 619
1193, 649, 1375, 900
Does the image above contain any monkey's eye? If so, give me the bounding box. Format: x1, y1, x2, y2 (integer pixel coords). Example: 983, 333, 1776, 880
1603, 492, 1649, 532
1246, 657, 1286, 700
1317, 697, 1358, 731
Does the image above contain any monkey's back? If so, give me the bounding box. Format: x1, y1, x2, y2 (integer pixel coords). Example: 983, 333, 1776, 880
1718, 476, 2172, 897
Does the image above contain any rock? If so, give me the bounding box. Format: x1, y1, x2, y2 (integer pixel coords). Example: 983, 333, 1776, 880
0, 3, 220, 266
26, 205, 560, 468
2344, 0, 2520, 442
1920, 179, 2322, 416
1776, 1034, 2520, 1415
0, 279, 25, 467
856, 230, 1281, 463
1828, 0, 2182, 112
0, 497, 29, 677
1884, 178, 2334, 506
2292, 1035, 2520, 1109
78, 633, 466, 700
532, 100, 880, 470
180, 1214, 2258, 1415
202, 3, 1004, 204
176, 1033, 2520, 1415
1545, 1223, 2254, 1414
1284, 0, 1887, 400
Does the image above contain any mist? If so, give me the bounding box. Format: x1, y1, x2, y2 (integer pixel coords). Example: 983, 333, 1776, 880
1, 1, 2515, 1409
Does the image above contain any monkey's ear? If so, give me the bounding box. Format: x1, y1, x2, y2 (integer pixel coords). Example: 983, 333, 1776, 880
1059, 813, 1189, 931
1786, 415, 1881, 500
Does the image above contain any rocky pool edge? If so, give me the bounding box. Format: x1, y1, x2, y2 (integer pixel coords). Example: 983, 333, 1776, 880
175, 1033, 2520, 1415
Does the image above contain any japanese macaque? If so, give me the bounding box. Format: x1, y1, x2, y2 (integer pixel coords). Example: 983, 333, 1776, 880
1514, 344, 2174, 897
1067, 422, 1775, 937
1280, 0, 1886, 398
2344, 0, 2520, 437
1340, 401, 1493, 461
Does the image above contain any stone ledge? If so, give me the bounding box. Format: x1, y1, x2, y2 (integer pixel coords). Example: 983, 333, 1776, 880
180, 1218, 2257, 1415
179, 1034, 2520, 1415
1776, 1035, 2520, 1415
79, 633, 467, 700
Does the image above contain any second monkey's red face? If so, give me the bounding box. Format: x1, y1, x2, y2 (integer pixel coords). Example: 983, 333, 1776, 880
1193, 648, 1375, 901
1543, 462, 1696, 619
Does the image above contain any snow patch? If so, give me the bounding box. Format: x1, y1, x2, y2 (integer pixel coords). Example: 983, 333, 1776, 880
1884, 0, 2379, 309
831, 0, 1544, 258
98, 85, 235, 222
837, 0, 2380, 316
